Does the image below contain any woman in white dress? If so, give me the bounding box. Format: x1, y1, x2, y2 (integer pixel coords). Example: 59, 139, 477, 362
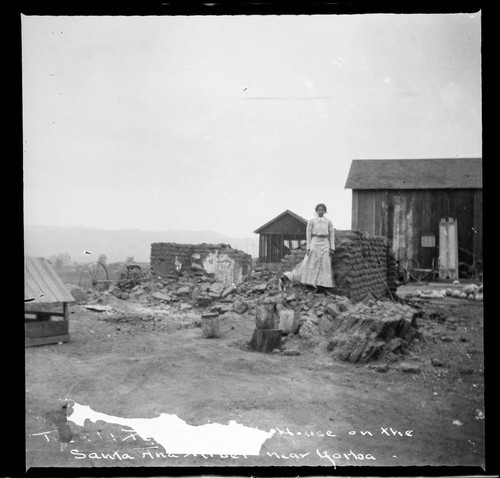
300, 203, 335, 291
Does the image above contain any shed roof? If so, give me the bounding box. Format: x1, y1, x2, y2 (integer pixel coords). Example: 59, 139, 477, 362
345, 158, 482, 190
25, 256, 75, 304
254, 209, 308, 234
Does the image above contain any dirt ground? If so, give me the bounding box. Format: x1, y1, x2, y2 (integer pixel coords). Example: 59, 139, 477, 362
25, 280, 486, 471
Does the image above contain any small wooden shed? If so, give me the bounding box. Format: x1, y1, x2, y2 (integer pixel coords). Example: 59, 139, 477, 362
345, 158, 482, 273
24, 256, 75, 347
254, 210, 308, 263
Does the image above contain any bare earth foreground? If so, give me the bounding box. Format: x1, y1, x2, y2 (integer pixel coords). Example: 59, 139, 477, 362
25, 282, 486, 470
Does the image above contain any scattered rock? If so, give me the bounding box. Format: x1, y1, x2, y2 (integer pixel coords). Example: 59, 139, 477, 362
298, 318, 321, 340
83, 305, 113, 312
386, 352, 398, 362
462, 284, 479, 296
211, 303, 233, 314
196, 296, 212, 307
233, 300, 248, 314
419, 290, 446, 299
152, 291, 171, 301
325, 303, 341, 318
253, 284, 267, 293
209, 283, 225, 298
459, 367, 474, 375
362, 292, 377, 305
221, 284, 237, 298
372, 363, 389, 373
177, 286, 191, 296
398, 362, 422, 374
337, 300, 352, 313
431, 357, 445, 367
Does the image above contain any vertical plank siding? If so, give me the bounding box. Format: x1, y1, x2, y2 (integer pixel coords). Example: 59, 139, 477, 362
256, 211, 308, 263
351, 191, 359, 230
352, 189, 482, 269
419, 190, 433, 269
472, 190, 482, 266
259, 233, 307, 263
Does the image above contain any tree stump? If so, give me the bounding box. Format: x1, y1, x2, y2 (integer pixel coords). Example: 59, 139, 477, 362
250, 328, 282, 353
255, 303, 276, 329
201, 313, 220, 338
251, 303, 282, 352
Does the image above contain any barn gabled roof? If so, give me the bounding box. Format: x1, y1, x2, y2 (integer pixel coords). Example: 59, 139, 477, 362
254, 209, 308, 234
25, 256, 75, 304
345, 158, 482, 190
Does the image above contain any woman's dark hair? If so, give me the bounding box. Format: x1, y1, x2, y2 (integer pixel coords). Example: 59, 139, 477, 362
315, 203, 327, 212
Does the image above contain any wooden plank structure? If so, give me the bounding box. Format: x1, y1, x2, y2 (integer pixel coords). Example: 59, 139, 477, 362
24, 256, 75, 347
254, 210, 308, 263
345, 158, 482, 273
439, 218, 459, 280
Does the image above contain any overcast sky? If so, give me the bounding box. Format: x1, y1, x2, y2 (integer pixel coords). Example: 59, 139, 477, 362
22, 12, 482, 238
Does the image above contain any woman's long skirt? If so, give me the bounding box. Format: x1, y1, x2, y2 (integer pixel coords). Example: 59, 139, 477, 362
299, 236, 334, 288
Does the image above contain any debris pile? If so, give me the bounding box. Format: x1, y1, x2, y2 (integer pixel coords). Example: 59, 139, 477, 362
243, 288, 420, 363
324, 300, 420, 363
411, 283, 483, 301
72, 265, 422, 363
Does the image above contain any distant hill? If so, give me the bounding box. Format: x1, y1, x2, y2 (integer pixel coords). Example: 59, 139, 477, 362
24, 225, 259, 263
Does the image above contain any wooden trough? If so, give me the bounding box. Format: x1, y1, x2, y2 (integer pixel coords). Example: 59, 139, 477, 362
24, 257, 75, 347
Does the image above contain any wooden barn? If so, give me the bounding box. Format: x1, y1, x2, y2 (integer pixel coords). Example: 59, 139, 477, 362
345, 158, 482, 277
25, 256, 75, 347
254, 210, 308, 263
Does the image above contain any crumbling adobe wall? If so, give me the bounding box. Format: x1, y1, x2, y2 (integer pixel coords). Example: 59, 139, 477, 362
150, 243, 253, 286
280, 230, 397, 302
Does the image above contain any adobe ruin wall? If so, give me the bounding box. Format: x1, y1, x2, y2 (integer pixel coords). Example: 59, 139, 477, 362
150, 243, 253, 286
281, 230, 397, 302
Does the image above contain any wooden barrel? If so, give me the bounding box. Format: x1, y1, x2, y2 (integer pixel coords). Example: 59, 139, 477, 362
201, 313, 220, 338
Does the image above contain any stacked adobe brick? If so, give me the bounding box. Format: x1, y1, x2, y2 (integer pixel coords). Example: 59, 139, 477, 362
150, 243, 253, 285
281, 230, 397, 302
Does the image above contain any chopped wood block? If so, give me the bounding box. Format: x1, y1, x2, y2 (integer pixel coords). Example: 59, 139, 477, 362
255, 303, 276, 329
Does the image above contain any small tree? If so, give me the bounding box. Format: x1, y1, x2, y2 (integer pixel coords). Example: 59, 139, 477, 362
126, 256, 135, 264
49, 252, 71, 270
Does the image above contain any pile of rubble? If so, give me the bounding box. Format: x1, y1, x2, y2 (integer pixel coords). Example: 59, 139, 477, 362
69, 266, 423, 364
415, 283, 483, 301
